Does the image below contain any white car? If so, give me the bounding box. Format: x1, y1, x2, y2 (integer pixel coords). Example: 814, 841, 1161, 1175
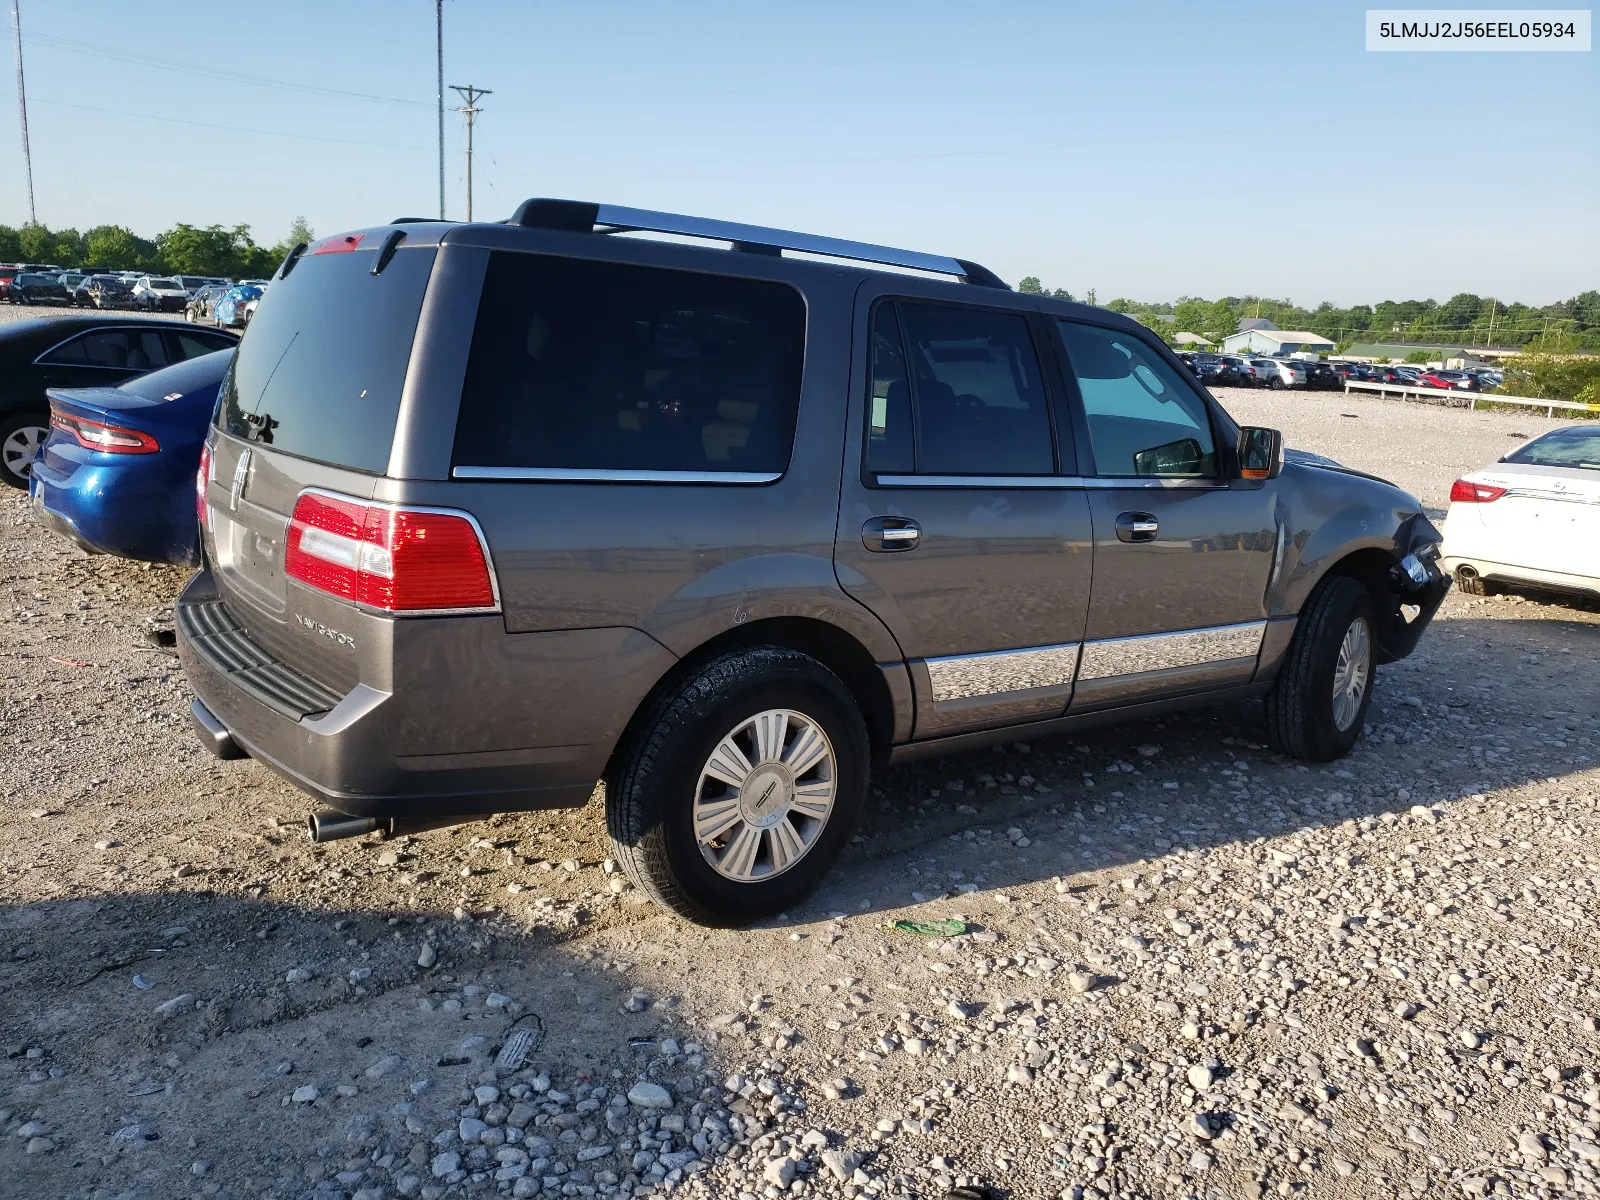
130, 276, 189, 313
1441, 424, 1600, 599
1258, 359, 1306, 389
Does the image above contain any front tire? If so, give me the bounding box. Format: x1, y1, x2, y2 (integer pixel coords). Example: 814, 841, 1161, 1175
606, 646, 870, 926
1263, 575, 1376, 761
1269, 377, 1285, 390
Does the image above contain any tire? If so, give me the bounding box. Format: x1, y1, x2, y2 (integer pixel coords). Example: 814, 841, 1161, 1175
1262, 575, 1376, 762
1455, 571, 1500, 596
1269, 377, 1285, 390
0, 410, 50, 489
606, 646, 870, 926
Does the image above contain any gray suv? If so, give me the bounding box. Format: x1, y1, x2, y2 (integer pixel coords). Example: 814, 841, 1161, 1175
177, 200, 1449, 924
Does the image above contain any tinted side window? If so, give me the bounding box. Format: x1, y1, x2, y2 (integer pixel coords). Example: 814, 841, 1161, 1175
898, 302, 1053, 476
1057, 320, 1217, 478
171, 331, 234, 360
865, 302, 914, 475
453, 254, 806, 475
53, 330, 169, 370
39, 334, 88, 365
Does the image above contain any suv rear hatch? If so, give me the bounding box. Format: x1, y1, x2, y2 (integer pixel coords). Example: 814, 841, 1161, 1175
200, 235, 439, 695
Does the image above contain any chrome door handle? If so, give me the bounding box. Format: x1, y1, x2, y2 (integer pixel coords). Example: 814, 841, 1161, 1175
1116, 512, 1159, 543
863, 516, 920, 552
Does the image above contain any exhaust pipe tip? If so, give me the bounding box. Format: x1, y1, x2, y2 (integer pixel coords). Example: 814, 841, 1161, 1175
307, 811, 386, 843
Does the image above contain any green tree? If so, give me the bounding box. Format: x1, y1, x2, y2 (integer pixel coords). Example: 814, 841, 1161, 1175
1204, 299, 1237, 339
156, 223, 267, 276
18, 222, 53, 261
1017, 275, 1075, 302
83, 225, 150, 270
0, 225, 19, 261
51, 228, 85, 265
240, 243, 284, 278
1500, 350, 1600, 402
1172, 298, 1210, 337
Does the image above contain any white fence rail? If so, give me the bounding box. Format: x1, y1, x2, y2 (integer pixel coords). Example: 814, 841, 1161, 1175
1342, 380, 1598, 417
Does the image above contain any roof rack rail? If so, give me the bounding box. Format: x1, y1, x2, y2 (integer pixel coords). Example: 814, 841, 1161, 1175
505, 198, 1008, 289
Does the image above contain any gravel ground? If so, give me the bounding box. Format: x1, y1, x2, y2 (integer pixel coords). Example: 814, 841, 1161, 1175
2, 385, 1598, 1200
0, 303, 192, 326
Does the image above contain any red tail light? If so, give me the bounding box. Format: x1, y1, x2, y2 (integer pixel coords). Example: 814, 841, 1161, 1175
311, 233, 365, 255
283, 490, 497, 614
50, 411, 159, 454
197, 443, 212, 529
1450, 479, 1506, 503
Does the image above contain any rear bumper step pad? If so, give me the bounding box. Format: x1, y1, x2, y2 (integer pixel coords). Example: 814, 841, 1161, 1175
177, 598, 344, 721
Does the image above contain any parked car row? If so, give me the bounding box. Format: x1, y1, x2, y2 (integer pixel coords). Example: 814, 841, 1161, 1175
1178, 352, 1336, 390
1332, 361, 1505, 392
0, 263, 245, 314
1177, 352, 1508, 397
8, 203, 1460, 925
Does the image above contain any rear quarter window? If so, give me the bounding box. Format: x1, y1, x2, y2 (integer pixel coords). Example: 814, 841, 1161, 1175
218, 244, 437, 474
452, 253, 806, 476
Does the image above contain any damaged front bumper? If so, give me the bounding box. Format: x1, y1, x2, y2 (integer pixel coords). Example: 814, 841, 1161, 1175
1377, 513, 1450, 663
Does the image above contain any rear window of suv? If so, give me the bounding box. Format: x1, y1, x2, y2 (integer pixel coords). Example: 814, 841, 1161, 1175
452, 253, 805, 478
217, 243, 437, 474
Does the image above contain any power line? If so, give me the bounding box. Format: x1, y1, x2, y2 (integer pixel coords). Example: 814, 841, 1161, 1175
11, 0, 35, 224
450, 84, 491, 221
22, 29, 428, 107
0, 89, 422, 150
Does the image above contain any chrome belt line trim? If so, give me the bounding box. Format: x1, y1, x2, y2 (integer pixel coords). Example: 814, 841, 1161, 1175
924, 643, 1081, 704
871, 475, 1227, 490
1077, 621, 1266, 681
875, 475, 1087, 489
1081, 477, 1228, 490
452, 467, 782, 483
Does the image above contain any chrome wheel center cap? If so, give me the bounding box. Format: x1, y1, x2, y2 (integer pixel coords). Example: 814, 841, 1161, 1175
740, 766, 793, 828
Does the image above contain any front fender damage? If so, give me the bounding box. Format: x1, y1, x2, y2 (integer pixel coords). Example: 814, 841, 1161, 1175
1376, 512, 1450, 664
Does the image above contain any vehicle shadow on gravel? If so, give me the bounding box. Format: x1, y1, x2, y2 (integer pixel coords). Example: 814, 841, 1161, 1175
0, 888, 752, 1200
810, 611, 1600, 923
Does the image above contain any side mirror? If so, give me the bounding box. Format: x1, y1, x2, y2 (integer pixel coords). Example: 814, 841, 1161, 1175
1237, 426, 1283, 480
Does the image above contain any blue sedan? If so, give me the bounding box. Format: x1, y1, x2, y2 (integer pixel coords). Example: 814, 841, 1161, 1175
29, 349, 233, 564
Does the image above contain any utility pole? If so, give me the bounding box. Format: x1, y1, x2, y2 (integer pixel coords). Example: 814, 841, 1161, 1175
435, 0, 444, 220
450, 84, 491, 221
11, 0, 36, 225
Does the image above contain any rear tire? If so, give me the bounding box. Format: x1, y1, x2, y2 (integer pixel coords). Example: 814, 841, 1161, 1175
0, 410, 50, 489
606, 646, 870, 926
1263, 575, 1376, 762
1455, 570, 1501, 596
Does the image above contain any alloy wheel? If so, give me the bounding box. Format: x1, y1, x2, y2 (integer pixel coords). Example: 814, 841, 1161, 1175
692, 708, 837, 882
1331, 616, 1371, 732
2, 423, 47, 480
